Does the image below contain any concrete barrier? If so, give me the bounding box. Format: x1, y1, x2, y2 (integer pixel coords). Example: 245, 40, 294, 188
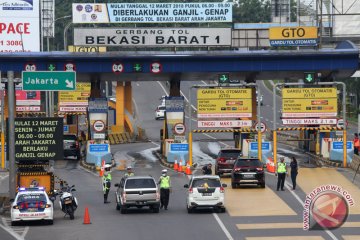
350, 154, 360, 171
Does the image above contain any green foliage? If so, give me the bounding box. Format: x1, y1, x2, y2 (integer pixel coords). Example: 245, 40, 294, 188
231, 0, 271, 23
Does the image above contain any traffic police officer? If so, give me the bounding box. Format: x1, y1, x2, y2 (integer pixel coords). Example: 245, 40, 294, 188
102, 164, 112, 203
124, 166, 134, 177
158, 169, 171, 210
275, 157, 288, 191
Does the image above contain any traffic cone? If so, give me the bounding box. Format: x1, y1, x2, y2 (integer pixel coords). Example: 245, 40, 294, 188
173, 160, 178, 171
185, 164, 192, 175
83, 206, 91, 224
178, 160, 183, 173
99, 160, 105, 177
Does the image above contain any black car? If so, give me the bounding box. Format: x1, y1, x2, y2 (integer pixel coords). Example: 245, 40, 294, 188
231, 158, 265, 188
63, 134, 81, 160
215, 149, 242, 176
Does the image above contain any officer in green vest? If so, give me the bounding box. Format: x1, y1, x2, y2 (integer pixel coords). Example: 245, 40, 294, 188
158, 169, 171, 210
275, 157, 288, 191
124, 166, 135, 177
102, 164, 112, 203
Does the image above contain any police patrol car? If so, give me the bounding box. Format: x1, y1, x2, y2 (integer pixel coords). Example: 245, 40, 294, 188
10, 187, 54, 226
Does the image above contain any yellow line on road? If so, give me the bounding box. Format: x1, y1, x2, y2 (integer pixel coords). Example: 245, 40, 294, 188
237, 221, 360, 230
245, 237, 324, 240
343, 236, 360, 240
237, 222, 301, 229
296, 168, 360, 214
222, 178, 296, 216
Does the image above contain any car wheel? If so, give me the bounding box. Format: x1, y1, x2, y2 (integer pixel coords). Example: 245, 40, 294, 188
221, 207, 226, 213
231, 182, 236, 189
116, 203, 120, 210
48, 219, 54, 225
260, 182, 266, 188
11, 221, 16, 226
120, 206, 127, 214
152, 206, 160, 213
187, 206, 193, 214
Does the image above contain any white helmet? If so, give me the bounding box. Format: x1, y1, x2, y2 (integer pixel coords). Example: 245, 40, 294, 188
162, 169, 167, 173
104, 164, 112, 169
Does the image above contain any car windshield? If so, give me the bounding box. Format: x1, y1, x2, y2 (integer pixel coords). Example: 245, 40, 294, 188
220, 150, 241, 158
17, 193, 47, 203
158, 106, 166, 111
64, 135, 77, 141
191, 178, 221, 188
235, 159, 262, 167
125, 179, 156, 189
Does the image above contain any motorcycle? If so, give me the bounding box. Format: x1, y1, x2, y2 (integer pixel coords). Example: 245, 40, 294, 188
57, 184, 78, 220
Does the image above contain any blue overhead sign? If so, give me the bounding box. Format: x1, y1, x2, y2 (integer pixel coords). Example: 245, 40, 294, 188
332, 141, 352, 150
250, 142, 270, 151
170, 143, 189, 151
89, 144, 109, 152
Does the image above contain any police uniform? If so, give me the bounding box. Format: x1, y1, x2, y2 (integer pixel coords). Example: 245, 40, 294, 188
102, 164, 112, 203
158, 169, 171, 210
276, 160, 287, 191
124, 166, 134, 177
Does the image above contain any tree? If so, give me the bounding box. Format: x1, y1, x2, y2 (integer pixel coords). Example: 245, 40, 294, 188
231, 0, 271, 23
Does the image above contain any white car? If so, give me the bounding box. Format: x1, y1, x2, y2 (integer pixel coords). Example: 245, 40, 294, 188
11, 187, 54, 225
155, 105, 166, 120
184, 175, 227, 213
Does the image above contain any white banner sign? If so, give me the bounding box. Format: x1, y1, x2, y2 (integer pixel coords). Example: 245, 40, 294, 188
59, 106, 87, 112
72, 3, 232, 23
198, 120, 252, 128
0, 0, 40, 52
16, 106, 40, 111
74, 28, 231, 46
282, 112, 337, 118
282, 118, 337, 125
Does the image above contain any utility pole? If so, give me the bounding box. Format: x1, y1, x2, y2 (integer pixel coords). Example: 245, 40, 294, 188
7, 71, 16, 199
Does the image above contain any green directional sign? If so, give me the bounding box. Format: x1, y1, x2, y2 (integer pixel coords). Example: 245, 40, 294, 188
22, 71, 76, 91
47, 63, 56, 71
218, 73, 229, 86
133, 63, 143, 72
304, 72, 316, 84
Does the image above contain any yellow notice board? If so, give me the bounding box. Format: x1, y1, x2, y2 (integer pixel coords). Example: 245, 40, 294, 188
197, 88, 253, 118
68, 45, 107, 52
282, 88, 337, 117
269, 27, 318, 40
59, 82, 91, 104
197, 88, 251, 99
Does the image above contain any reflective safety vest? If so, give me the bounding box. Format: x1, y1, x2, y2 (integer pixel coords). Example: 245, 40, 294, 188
159, 176, 170, 189
277, 162, 287, 173
102, 173, 112, 191
354, 138, 360, 147
125, 172, 134, 177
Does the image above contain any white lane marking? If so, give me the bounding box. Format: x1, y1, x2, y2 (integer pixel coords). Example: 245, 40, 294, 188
180, 90, 197, 111
1, 217, 28, 240
150, 141, 160, 147
213, 213, 234, 240
157, 81, 169, 96
264, 173, 338, 239
185, 159, 234, 240
283, 182, 338, 240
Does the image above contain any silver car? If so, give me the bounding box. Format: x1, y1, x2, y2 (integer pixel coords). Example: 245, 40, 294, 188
115, 176, 160, 214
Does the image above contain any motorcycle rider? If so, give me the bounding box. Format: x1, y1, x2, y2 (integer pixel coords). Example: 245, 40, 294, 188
102, 164, 112, 204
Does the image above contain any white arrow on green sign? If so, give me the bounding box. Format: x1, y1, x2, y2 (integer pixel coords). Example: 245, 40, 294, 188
22, 71, 76, 91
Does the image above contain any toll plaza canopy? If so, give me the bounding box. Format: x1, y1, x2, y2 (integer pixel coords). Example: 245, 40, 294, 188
0, 41, 358, 81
